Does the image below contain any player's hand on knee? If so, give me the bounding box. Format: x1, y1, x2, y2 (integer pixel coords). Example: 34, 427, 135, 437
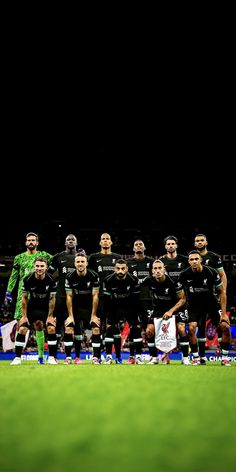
46, 315, 56, 327
65, 316, 74, 328
90, 315, 100, 327
20, 315, 29, 326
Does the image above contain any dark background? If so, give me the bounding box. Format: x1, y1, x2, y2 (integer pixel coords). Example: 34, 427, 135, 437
1, 133, 234, 256
1, 71, 234, 257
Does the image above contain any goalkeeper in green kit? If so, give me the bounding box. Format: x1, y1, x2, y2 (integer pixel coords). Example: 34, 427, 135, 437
4, 232, 52, 359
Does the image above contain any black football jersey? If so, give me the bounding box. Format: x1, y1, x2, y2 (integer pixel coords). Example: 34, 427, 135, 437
22, 272, 57, 311
48, 251, 76, 297
65, 269, 99, 311
159, 254, 188, 281
142, 274, 182, 317
88, 252, 121, 293
179, 266, 222, 307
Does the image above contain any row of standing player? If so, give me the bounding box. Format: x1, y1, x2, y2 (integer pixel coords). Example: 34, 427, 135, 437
5, 232, 231, 365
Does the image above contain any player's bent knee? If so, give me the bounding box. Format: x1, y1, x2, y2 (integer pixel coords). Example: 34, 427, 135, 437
220, 321, 231, 332
65, 327, 73, 334
177, 324, 186, 336
92, 327, 100, 335
146, 324, 155, 338
35, 320, 43, 330
19, 326, 29, 335
47, 325, 56, 334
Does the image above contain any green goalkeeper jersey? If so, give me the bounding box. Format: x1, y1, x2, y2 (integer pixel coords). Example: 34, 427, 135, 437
7, 251, 52, 320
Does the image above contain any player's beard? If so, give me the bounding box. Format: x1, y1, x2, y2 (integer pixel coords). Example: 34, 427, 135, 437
28, 244, 36, 251
198, 244, 207, 251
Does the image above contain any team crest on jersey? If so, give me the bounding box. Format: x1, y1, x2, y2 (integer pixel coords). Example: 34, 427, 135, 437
165, 288, 169, 294
205, 259, 210, 265
178, 263, 182, 268
203, 279, 207, 286
87, 282, 91, 287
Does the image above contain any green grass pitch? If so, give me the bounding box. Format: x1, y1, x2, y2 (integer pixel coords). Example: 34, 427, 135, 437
0, 360, 235, 472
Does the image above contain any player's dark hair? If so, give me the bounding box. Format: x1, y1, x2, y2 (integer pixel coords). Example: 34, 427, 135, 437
26, 232, 38, 241
116, 259, 127, 265
163, 235, 178, 244
76, 249, 86, 256
195, 233, 207, 240
75, 251, 87, 259
188, 250, 201, 257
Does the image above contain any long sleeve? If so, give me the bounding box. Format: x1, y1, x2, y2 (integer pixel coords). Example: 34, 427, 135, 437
6, 256, 20, 293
